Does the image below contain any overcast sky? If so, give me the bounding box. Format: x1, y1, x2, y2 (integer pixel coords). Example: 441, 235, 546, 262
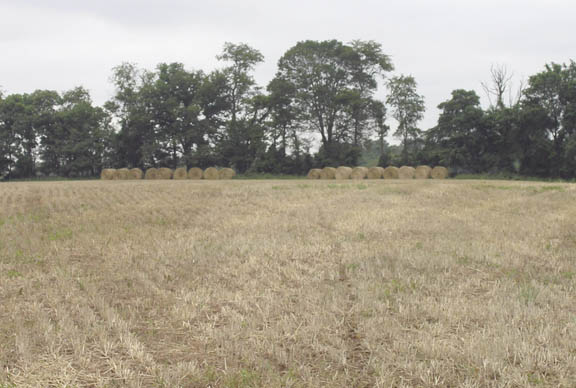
1, 0, 575, 134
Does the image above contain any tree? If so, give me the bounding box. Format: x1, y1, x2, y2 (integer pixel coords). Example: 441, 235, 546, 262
386, 75, 425, 164
107, 62, 156, 169
523, 61, 576, 176
216, 42, 268, 173
424, 90, 486, 171
274, 40, 393, 165
144, 63, 207, 168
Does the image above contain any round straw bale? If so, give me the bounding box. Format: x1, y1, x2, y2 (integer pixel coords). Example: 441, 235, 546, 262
307, 168, 322, 179
204, 167, 220, 180
187, 167, 203, 180
383, 166, 399, 179
431, 166, 449, 179
127, 168, 143, 180
173, 167, 188, 180
320, 167, 337, 179
145, 168, 158, 180
350, 167, 369, 180
398, 166, 415, 179
219, 168, 236, 179
334, 166, 352, 180
367, 166, 385, 179
415, 165, 432, 179
115, 168, 130, 180
157, 168, 173, 180
100, 168, 116, 180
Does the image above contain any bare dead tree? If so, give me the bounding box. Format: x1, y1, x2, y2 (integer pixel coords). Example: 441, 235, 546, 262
482, 64, 513, 110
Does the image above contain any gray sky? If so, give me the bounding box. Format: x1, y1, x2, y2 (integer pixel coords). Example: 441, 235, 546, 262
1, 0, 575, 135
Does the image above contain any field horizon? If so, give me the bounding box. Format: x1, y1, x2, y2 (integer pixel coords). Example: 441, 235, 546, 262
1, 179, 575, 387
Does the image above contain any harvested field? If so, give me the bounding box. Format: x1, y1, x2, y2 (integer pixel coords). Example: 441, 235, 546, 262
1, 179, 576, 387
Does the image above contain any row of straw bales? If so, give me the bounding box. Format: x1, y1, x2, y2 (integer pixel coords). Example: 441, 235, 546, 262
307, 165, 449, 180
101, 167, 236, 180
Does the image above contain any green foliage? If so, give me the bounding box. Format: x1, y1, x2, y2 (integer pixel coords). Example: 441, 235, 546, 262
1, 46, 576, 180
386, 75, 425, 164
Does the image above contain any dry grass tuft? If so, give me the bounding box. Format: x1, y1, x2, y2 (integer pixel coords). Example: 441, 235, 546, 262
431, 166, 449, 179
128, 168, 143, 180
383, 166, 399, 179
173, 167, 188, 180
415, 165, 432, 179
187, 167, 203, 180
320, 167, 337, 179
100, 169, 116, 180
335, 166, 353, 180
203, 167, 220, 180
219, 168, 236, 180
350, 166, 368, 180
145, 168, 158, 180
366, 166, 384, 179
307, 168, 322, 179
398, 166, 416, 179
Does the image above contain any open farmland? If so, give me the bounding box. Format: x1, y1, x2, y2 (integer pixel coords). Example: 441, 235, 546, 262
1, 179, 576, 387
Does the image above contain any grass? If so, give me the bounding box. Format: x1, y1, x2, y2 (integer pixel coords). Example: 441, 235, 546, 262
1, 179, 576, 387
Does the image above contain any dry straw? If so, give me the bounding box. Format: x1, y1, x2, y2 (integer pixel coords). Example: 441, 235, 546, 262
320, 167, 337, 179
204, 167, 220, 180
173, 167, 188, 180
145, 168, 158, 180
100, 169, 116, 180
128, 168, 143, 180
431, 166, 449, 179
398, 166, 416, 179
157, 168, 173, 180
335, 166, 352, 180
367, 167, 384, 179
307, 169, 322, 179
219, 168, 236, 179
116, 168, 130, 180
383, 166, 399, 179
188, 167, 203, 180
415, 165, 432, 179
350, 167, 368, 180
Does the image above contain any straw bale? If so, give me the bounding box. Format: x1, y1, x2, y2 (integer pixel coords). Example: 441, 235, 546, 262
307, 169, 322, 179
219, 168, 236, 179
116, 168, 130, 180
145, 168, 158, 180
157, 168, 173, 180
398, 166, 415, 179
173, 167, 188, 180
366, 167, 384, 179
383, 166, 399, 179
350, 167, 368, 180
431, 166, 449, 179
128, 168, 143, 180
100, 169, 116, 180
204, 167, 220, 180
187, 167, 203, 180
320, 167, 337, 179
334, 166, 352, 180
414, 165, 432, 179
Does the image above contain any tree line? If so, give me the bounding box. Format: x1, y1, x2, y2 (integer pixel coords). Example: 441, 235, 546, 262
1, 40, 575, 179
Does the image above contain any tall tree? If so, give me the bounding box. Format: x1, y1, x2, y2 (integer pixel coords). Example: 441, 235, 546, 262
386, 75, 425, 164
274, 40, 393, 165
216, 42, 268, 172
